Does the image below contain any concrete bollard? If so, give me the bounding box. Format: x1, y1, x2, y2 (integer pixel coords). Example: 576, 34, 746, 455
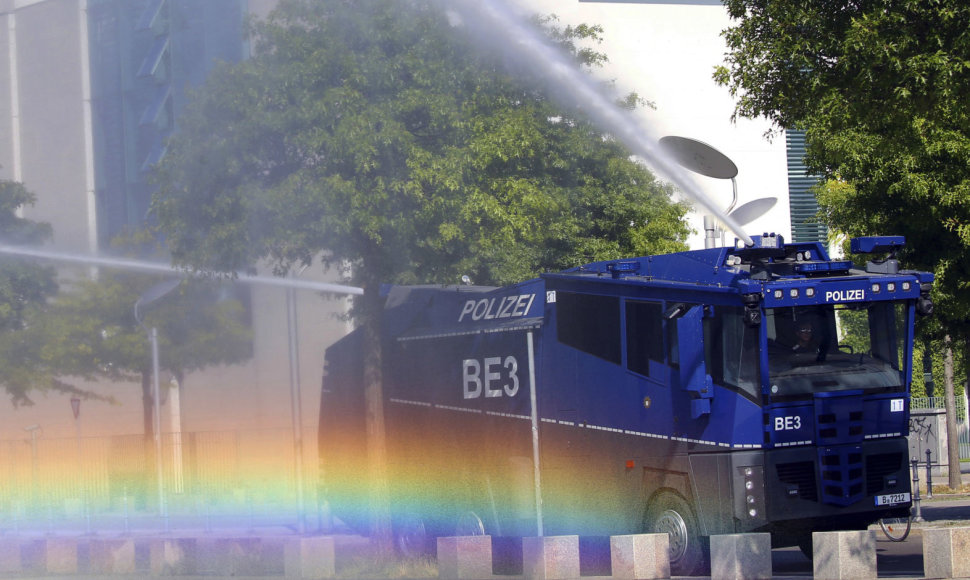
89, 538, 136, 574
284, 536, 335, 579
437, 535, 493, 580
522, 535, 579, 580
610, 533, 669, 580
710, 533, 771, 580
197, 537, 268, 576
811, 530, 876, 579
922, 526, 970, 579
42, 538, 78, 575
0, 539, 22, 573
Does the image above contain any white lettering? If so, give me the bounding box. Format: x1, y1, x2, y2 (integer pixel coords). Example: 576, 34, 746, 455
459, 301, 476, 322
824, 289, 866, 303
459, 294, 537, 322
484, 357, 502, 397
774, 416, 802, 431
498, 296, 516, 318
461, 356, 521, 399
484, 298, 500, 320
462, 359, 482, 399
512, 294, 531, 317
504, 356, 519, 396
472, 299, 490, 320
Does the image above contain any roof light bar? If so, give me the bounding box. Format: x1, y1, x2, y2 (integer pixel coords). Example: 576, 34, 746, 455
850, 236, 905, 254
793, 260, 853, 274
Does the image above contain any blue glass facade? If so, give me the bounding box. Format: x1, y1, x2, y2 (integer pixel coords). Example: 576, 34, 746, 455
785, 130, 827, 243
87, 0, 248, 244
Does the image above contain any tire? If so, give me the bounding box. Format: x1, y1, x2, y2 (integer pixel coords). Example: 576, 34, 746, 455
879, 516, 912, 542
394, 511, 431, 558
643, 491, 708, 576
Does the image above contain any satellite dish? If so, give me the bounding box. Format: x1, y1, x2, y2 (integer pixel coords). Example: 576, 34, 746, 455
728, 197, 778, 226
658, 136, 738, 180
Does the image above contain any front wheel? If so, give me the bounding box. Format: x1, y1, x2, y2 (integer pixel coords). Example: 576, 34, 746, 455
879, 516, 912, 541
643, 491, 708, 576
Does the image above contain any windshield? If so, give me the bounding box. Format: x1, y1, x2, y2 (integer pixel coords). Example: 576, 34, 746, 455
766, 302, 907, 398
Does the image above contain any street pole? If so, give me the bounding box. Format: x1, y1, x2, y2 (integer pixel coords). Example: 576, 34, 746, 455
286, 285, 306, 534
71, 398, 82, 512
151, 327, 167, 529
133, 278, 180, 530
25, 425, 40, 507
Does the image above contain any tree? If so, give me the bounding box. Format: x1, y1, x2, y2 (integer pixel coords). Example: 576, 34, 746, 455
38, 272, 252, 440
0, 179, 59, 404
151, 0, 690, 550
716, 0, 970, 487
23, 264, 251, 505
0, 223, 251, 440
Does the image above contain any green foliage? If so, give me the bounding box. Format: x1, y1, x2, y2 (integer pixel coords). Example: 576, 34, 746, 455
46, 273, 251, 381
0, 267, 251, 406
0, 219, 251, 414
0, 179, 58, 404
716, 0, 970, 339
0, 180, 56, 332
910, 336, 967, 400
151, 0, 689, 294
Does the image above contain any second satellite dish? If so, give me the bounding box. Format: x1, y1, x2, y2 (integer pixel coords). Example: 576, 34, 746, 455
729, 197, 778, 226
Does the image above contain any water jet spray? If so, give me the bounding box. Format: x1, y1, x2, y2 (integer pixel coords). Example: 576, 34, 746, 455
0, 245, 364, 295
445, 0, 754, 246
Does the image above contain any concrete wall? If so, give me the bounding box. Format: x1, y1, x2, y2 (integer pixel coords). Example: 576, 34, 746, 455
2, 0, 96, 253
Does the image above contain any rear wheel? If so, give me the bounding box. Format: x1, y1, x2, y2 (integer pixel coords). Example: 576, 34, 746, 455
643, 491, 707, 576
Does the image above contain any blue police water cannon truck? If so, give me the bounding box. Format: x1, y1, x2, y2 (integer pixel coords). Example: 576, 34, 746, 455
320, 234, 933, 576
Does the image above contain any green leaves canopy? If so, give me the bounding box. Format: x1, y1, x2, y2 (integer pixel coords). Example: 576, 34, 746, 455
0, 180, 56, 332
716, 0, 970, 326
151, 0, 689, 294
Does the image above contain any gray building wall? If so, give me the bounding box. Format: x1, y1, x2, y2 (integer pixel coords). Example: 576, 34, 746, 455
1, 0, 96, 253
0, 0, 350, 449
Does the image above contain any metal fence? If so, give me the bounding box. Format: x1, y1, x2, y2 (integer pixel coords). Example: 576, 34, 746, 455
912, 395, 970, 460
0, 427, 322, 534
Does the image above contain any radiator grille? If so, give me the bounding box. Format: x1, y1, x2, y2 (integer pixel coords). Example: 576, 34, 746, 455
776, 460, 817, 501
866, 452, 905, 495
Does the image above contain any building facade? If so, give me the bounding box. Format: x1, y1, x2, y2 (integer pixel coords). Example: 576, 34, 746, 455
0, 0, 347, 447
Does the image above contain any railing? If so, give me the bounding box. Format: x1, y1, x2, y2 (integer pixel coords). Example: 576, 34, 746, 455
911, 396, 970, 461
0, 427, 324, 535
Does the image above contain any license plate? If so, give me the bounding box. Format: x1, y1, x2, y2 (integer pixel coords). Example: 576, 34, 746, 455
875, 492, 910, 506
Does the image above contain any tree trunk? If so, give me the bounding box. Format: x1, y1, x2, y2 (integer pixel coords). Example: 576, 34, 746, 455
361, 283, 393, 556
944, 335, 962, 489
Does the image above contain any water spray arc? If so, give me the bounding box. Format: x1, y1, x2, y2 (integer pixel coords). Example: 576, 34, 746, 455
0, 245, 364, 295
446, 0, 754, 246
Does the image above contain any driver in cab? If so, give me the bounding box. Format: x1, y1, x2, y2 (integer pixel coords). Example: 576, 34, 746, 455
769, 319, 826, 367
789, 321, 826, 363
